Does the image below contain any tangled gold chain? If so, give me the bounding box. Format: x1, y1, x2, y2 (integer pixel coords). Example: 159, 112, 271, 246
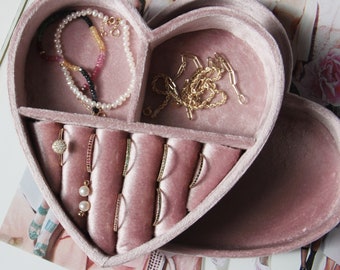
143, 53, 247, 120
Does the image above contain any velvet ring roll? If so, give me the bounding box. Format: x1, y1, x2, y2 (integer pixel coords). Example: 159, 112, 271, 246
29, 121, 64, 195
154, 138, 202, 236
116, 133, 165, 253
87, 129, 127, 255
60, 125, 94, 232
187, 143, 241, 211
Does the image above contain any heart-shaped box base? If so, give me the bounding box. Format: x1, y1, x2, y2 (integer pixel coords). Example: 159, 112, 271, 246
166, 94, 340, 257
7, 0, 288, 266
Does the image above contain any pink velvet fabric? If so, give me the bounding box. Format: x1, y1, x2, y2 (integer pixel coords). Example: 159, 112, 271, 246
187, 144, 241, 211
61, 125, 94, 232
143, 29, 267, 138
8, 0, 340, 266
19, 107, 256, 149
87, 129, 127, 255
154, 139, 201, 236
147, 0, 293, 93
23, 4, 144, 121
165, 95, 340, 257
22, 3, 278, 139
7, 0, 287, 266
28, 121, 63, 194
28, 118, 245, 255
116, 133, 165, 253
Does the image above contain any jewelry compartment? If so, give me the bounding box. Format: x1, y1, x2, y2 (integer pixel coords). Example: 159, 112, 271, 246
26, 118, 242, 256
141, 7, 284, 139
147, 0, 293, 94
11, 0, 148, 120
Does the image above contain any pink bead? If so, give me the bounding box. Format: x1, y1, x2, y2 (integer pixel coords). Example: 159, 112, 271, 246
92, 52, 106, 80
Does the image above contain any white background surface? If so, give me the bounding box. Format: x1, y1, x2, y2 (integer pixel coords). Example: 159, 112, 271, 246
0, 1, 329, 269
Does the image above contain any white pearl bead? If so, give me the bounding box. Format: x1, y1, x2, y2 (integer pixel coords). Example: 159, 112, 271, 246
79, 185, 90, 197
79, 201, 90, 212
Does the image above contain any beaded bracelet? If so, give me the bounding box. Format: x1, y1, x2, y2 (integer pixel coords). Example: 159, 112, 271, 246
55, 8, 136, 113
37, 9, 71, 62
37, 9, 102, 114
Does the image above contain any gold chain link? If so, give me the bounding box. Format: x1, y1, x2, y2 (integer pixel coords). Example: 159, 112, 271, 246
144, 53, 247, 120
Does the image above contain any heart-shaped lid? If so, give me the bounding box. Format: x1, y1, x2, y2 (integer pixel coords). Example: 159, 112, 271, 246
7, 0, 285, 266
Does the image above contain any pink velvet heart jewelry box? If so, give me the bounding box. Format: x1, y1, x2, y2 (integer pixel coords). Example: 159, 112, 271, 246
5, 0, 317, 267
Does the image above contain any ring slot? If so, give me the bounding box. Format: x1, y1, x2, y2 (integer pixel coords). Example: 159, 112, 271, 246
154, 138, 201, 236
29, 121, 65, 195
60, 125, 94, 231
116, 133, 164, 253
87, 129, 127, 255
187, 143, 242, 211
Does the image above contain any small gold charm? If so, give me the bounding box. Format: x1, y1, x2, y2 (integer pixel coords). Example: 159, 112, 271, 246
100, 16, 122, 37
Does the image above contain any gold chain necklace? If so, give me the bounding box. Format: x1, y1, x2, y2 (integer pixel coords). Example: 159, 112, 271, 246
144, 53, 247, 120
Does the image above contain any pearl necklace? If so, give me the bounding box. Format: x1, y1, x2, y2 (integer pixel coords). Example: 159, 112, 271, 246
54, 8, 136, 113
